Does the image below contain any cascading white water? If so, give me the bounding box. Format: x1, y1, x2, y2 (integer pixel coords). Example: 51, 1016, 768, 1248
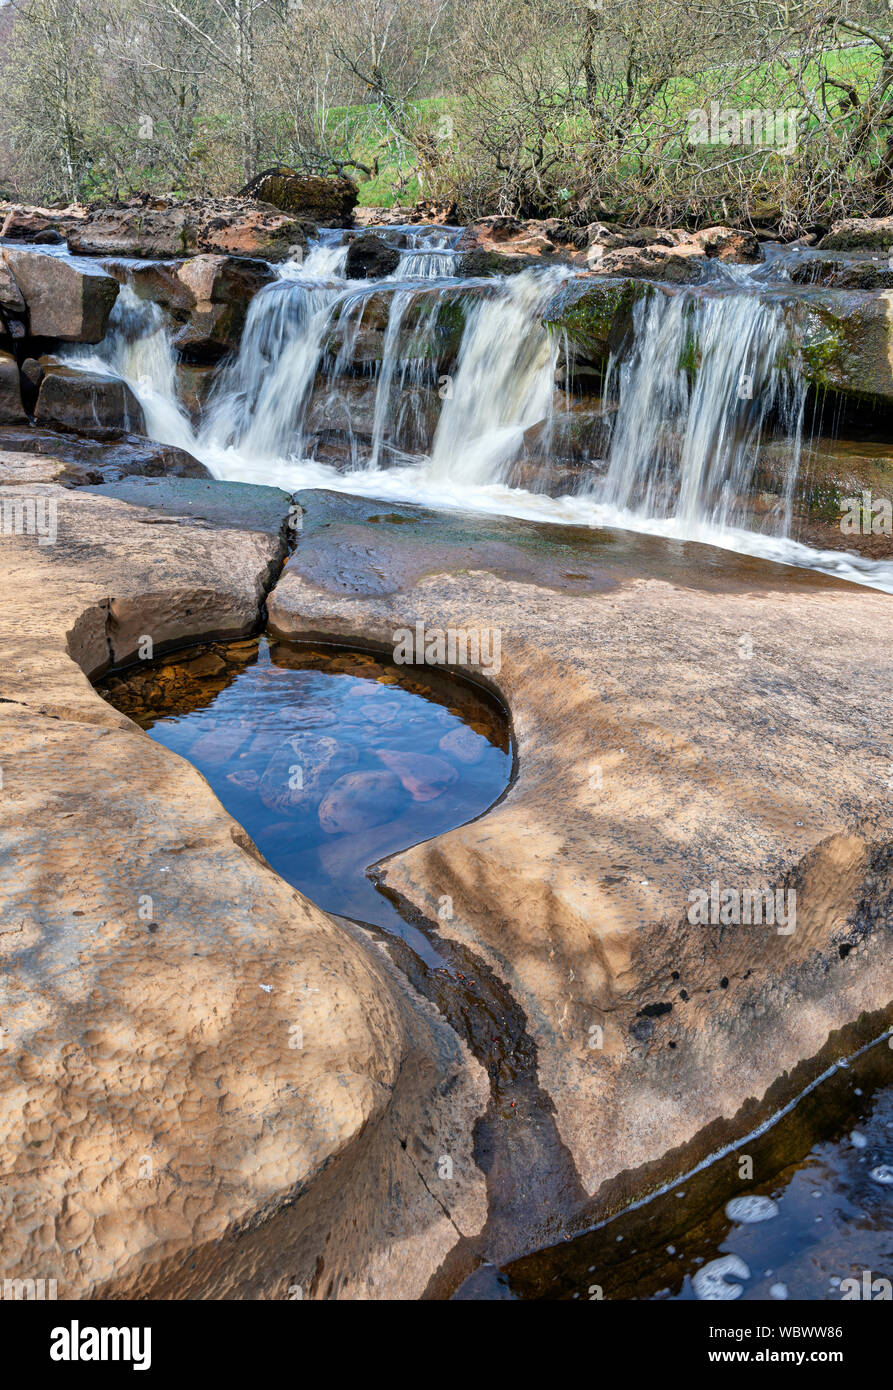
597, 288, 805, 533
397, 248, 460, 278
429, 268, 569, 486
289, 241, 349, 280
54, 230, 893, 595
60, 284, 193, 444
200, 277, 344, 460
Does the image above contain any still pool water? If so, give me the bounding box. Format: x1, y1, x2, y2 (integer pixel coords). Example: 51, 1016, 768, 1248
99, 635, 512, 966
490, 1032, 893, 1300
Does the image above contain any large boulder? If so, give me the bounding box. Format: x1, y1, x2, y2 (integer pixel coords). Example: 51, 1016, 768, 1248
100, 257, 195, 311
34, 364, 146, 438
66, 197, 307, 262
1, 247, 119, 342
0, 258, 26, 315
100, 253, 274, 360
172, 254, 274, 358
239, 168, 358, 228
541, 276, 640, 377
0, 351, 26, 424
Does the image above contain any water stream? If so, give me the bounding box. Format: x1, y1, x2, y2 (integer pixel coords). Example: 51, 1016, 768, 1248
61, 229, 893, 594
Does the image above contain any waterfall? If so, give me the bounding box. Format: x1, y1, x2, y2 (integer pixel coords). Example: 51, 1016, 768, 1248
596, 288, 805, 533
293, 241, 349, 280
200, 277, 343, 459
397, 248, 460, 279
428, 268, 569, 486
60, 284, 193, 446
50, 225, 893, 594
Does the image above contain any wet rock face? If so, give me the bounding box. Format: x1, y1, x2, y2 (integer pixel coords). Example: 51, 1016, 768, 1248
0, 426, 211, 484
455, 249, 545, 277
789, 257, 893, 290
64, 196, 308, 262
344, 233, 401, 280
1, 246, 119, 342
101, 252, 275, 361
239, 168, 358, 227
34, 364, 146, 438
174, 254, 275, 359
797, 289, 893, 406
541, 276, 640, 380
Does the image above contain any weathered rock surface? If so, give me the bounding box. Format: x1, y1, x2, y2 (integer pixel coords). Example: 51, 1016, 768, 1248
65, 198, 307, 262
0, 351, 26, 424
455, 249, 546, 277
174, 255, 275, 359
457, 215, 573, 259
305, 375, 441, 457
797, 288, 893, 405
0, 201, 87, 243
543, 273, 893, 410
0, 478, 488, 1299
34, 364, 146, 438
239, 168, 358, 228
542, 276, 638, 379
0, 256, 26, 315
101, 254, 275, 360
1, 246, 119, 342
267, 492, 893, 1242
587, 227, 758, 281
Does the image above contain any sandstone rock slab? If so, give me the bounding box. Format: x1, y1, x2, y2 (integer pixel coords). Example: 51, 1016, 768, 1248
1, 247, 119, 342
267, 491, 893, 1233
0, 480, 488, 1298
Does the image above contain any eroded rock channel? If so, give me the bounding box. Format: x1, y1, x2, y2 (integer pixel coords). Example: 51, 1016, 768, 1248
96, 634, 590, 1291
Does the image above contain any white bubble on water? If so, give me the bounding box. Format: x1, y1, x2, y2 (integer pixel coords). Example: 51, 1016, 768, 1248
870, 1164, 893, 1185
850, 1130, 868, 1149
692, 1255, 751, 1301
725, 1195, 779, 1223
769, 1283, 788, 1300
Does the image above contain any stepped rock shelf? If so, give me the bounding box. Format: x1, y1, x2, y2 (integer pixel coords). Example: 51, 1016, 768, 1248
1, 467, 892, 1298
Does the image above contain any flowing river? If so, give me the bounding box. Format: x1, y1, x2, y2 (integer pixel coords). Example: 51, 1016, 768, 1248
61, 223, 893, 595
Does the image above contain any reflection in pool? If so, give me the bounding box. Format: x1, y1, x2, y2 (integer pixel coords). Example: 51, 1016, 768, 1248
99, 636, 512, 967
